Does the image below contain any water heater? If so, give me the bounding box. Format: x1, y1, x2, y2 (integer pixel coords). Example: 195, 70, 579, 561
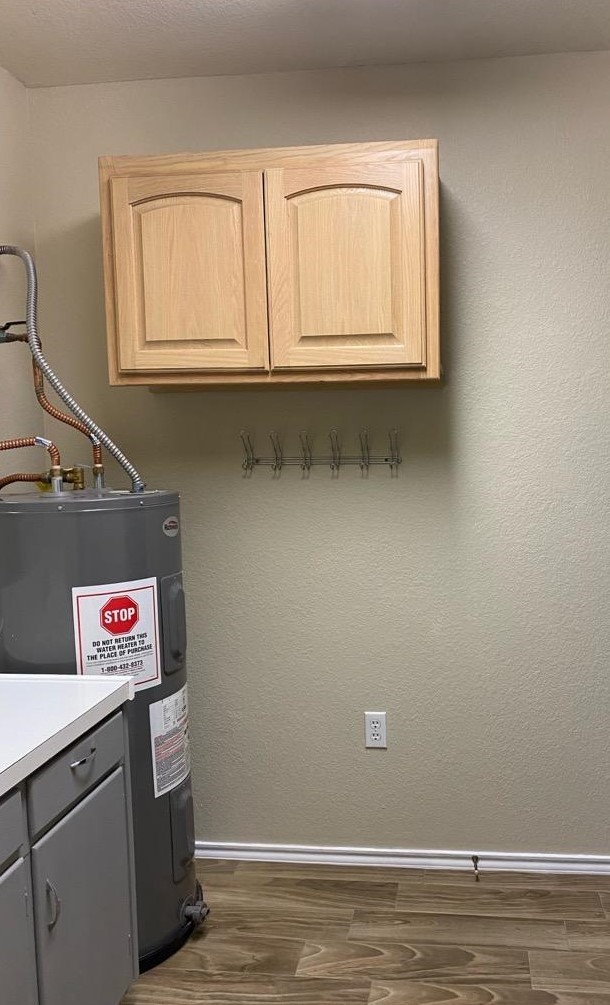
0, 246, 208, 971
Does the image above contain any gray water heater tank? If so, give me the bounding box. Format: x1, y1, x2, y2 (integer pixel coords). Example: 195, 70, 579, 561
0, 488, 207, 971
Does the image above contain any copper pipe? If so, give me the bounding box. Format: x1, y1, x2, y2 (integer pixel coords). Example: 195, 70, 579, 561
4, 330, 103, 472
32, 362, 103, 466
0, 436, 60, 466
0, 472, 44, 491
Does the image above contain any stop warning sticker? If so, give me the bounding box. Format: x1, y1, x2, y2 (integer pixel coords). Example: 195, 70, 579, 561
72, 577, 161, 691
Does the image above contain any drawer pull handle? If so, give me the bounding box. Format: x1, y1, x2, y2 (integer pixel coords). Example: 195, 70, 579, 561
70, 747, 97, 769
46, 879, 61, 929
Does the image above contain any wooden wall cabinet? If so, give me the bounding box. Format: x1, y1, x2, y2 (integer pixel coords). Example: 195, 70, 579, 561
100, 141, 440, 388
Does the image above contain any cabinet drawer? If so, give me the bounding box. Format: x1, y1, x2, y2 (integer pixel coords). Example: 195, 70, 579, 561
28, 712, 124, 839
0, 790, 24, 871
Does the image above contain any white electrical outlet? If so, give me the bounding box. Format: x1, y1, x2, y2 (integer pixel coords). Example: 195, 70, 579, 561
364, 711, 387, 748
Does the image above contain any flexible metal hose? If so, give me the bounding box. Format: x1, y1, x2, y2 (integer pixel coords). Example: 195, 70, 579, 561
0, 435, 61, 466
0, 245, 145, 492
1, 329, 104, 483
0, 472, 44, 491
32, 361, 104, 467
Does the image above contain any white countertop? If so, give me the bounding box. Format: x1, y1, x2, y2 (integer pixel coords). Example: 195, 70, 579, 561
0, 675, 134, 799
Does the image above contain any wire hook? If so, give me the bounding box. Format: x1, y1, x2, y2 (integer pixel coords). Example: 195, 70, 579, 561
388, 429, 401, 474
299, 430, 313, 474
240, 430, 255, 475
329, 429, 341, 474
269, 431, 283, 474
359, 429, 370, 474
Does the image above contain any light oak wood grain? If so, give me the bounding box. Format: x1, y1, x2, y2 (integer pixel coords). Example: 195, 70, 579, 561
101, 142, 439, 178
100, 139, 440, 387
529, 950, 610, 994
265, 162, 426, 369
296, 939, 529, 983
127, 368, 443, 388
109, 170, 268, 373
396, 884, 604, 921
349, 911, 568, 950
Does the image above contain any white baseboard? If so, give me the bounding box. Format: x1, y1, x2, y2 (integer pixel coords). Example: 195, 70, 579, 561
195, 840, 610, 875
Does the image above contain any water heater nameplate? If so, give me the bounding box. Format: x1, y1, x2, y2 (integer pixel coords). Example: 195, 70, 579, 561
72, 577, 161, 691
149, 684, 191, 798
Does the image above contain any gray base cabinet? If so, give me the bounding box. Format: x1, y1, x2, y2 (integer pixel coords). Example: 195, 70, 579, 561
0, 709, 137, 1005
32, 767, 134, 1005
0, 858, 38, 1005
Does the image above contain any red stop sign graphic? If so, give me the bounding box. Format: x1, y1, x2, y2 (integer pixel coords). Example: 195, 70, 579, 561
100, 595, 139, 636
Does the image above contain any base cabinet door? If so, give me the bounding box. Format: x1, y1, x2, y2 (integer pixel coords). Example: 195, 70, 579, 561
31, 768, 133, 1005
0, 858, 38, 1005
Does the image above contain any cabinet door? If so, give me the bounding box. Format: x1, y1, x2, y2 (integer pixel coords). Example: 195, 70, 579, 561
0, 858, 38, 1005
265, 162, 427, 370
110, 171, 268, 372
31, 768, 133, 1005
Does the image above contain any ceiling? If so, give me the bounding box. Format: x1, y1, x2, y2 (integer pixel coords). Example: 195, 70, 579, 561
0, 0, 608, 88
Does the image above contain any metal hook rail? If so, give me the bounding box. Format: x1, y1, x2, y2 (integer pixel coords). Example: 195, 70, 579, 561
240, 429, 401, 477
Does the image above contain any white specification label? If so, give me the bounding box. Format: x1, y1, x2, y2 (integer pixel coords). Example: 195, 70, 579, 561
149, 684, 191, 798
72, 577, 161, 691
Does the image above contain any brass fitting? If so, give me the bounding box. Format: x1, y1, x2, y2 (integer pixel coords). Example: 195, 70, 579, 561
49, 464, 63, 494
62, 465, 86, 490
92, 463, 105, 489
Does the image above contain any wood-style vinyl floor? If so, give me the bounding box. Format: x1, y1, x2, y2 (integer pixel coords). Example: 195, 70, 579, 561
121, 860, 610, 1004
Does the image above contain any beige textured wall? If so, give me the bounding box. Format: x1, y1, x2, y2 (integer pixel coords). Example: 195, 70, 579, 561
28, 52, 610, 854
0, 67, 39, 478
